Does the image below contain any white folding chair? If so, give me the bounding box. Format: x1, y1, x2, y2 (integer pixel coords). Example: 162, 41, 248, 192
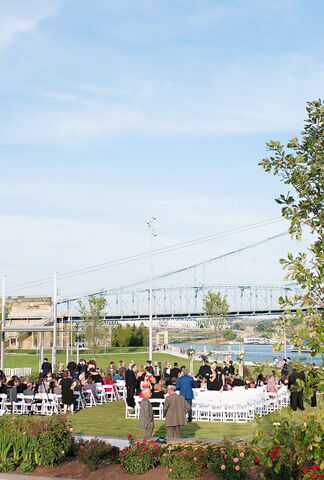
82, 389, 97, 407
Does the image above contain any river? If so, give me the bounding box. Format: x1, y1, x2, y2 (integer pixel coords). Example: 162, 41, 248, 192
171, 342, 321, 365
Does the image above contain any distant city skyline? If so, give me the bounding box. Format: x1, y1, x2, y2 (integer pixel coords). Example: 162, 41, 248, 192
0, 0, 322, 297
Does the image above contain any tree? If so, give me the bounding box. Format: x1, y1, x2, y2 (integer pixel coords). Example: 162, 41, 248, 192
223, 329, 238, 342
202, 291, 229, 346
259, 99, 324, 360
77, 296, 108, 353
255, 320, 275, 334
111, 322, 148, 347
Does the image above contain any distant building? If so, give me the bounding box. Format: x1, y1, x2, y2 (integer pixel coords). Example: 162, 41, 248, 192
1, 296, 52, 349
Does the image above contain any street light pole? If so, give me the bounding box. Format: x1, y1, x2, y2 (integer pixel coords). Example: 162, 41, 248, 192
52, 272, 58, 372
147, 217, 156, 361
1, 274, 6, 371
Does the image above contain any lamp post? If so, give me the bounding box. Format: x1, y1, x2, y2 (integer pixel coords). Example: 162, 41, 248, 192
75, 322, 81, 364
147, 217, 156, 361
1, 274, 6, 371
52, 272, 58, 372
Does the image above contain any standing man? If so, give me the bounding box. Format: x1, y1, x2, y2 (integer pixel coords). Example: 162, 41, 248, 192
170, 362, 181, 380
163, 362, 171, 384
176, 368, 195, 422
228, 360, 235, 375
146, 360, 154, 375
288, 366, 306, 411
125, 363, 137, 408
197, 359, 212, 379
40, 358, 52, 377
164, 385, 190, 440
139, 388, 154, 439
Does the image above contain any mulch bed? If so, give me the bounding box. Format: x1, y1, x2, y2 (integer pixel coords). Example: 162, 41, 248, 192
29, 459, 264, 480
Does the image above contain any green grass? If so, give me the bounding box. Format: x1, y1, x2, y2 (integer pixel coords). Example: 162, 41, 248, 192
70, 400, 322, 441
4, 350, 201, 374
69, 400, 263, 440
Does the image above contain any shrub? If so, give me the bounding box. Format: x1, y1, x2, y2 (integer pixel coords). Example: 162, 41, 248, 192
161, 443, 208, 479
121, 435, 162, 474
300, 465, 324, 480
77, 439, 120, 470
20, 460, 36, 474
209, 441, 254, 480
0, 458, 16, 472
253, 410, 324, 480
0, 415, 74, 470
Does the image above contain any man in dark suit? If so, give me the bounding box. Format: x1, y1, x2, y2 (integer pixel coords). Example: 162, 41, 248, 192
125, 363, 137, 408
197, 361, 212, 379
40, 358, 52, 377
139, 389, 154, 439
228, 360, 235, 375
288, 367, 306, 411
170, 362, 181, 380
176, 368, 195, 422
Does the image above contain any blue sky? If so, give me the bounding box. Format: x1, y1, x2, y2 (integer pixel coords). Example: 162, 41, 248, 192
0, 0, 323, 297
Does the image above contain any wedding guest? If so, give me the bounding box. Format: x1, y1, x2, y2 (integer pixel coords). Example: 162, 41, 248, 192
139, 388, 154, 440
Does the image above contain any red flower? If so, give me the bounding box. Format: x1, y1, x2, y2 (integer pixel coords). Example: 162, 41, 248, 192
143, 446, 148, 451
269, 446, 281, 459
312, 466, 320, 471
119, 464, 123, 470
149, 439, 155, 444
310, 475, 315, 479
143, 439, 147, 443
303, 468, 310, 473
136, 441, 141, 446
255, 456, 260, 463
128, 433, 133, 440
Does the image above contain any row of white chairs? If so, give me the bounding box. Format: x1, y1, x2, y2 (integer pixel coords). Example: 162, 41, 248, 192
0, 381, 126, 416
125, 387, 291, 423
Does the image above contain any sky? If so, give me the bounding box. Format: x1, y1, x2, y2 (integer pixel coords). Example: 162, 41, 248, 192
0, 0, 323, 299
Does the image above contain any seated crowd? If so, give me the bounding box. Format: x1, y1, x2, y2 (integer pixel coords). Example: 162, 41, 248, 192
0, 356, 318, 415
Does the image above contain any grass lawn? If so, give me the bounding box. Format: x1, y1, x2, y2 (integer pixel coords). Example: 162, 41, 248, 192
70, 400, 322, 441
4, 350, 203, 375
70, 399, 270, 440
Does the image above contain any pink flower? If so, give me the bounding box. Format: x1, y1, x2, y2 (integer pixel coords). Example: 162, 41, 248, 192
221, 465, 226, 470
193, 457, 197, 462
239, 452, 245, 458
233, 457, 239, 463
235, 465, 240, 471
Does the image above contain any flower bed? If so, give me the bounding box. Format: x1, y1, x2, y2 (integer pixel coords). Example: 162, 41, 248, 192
0, 415, 73, 473
1, 410, 323, 479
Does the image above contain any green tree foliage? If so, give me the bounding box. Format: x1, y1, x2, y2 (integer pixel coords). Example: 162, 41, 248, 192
112, 323, 148, 347
255, 320, 275, 333
223, 329, 238, 342
259, 99, 323, 360
77, 296, 108, 353
202, 291, 229, 345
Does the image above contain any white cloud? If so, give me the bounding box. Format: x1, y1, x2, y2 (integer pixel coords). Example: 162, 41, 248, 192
0, 0, 64, 51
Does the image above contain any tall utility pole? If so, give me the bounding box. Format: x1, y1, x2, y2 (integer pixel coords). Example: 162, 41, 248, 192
52, 272, 58, 372
1, 274, 6, 371
147, 217, 156, 361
